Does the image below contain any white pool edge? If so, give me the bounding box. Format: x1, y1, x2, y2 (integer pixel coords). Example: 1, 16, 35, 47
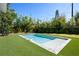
54, 38, 71, 54
19, 35, 71, 55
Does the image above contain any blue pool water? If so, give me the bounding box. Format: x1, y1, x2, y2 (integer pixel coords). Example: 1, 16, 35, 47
22, 33, 58, 43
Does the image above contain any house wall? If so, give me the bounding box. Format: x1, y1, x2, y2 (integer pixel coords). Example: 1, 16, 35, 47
0, 3, 7, 12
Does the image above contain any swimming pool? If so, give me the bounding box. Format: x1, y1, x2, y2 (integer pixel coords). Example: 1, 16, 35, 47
23, 33, 59, 43
19, 33, 71, 55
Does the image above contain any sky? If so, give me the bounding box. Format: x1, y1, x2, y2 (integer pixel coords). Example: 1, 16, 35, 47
10, 3, 79, 22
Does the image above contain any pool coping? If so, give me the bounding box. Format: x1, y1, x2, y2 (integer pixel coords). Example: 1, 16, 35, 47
19, 35, 71, 55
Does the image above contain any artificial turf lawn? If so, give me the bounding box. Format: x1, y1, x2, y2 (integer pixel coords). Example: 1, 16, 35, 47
0, 33, 79, 56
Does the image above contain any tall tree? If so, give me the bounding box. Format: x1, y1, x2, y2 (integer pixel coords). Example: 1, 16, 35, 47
0, 12, 9, 35
13, 17, 21, 32
0, 3, 17, 35
75, 12, 79, 25
55, 10, 59, 20
71, 3, 73, 17
7, 3, 10, 10
70, 17, 75, 26
20, 16, 33, 32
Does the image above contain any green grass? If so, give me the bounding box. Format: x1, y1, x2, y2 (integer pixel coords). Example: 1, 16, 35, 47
0, 33, 54, 56
48, 34, 79, 56
0, 33, 79, 56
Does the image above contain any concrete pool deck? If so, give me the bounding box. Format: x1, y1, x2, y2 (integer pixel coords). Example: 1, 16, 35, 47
19, 35, 71, 55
